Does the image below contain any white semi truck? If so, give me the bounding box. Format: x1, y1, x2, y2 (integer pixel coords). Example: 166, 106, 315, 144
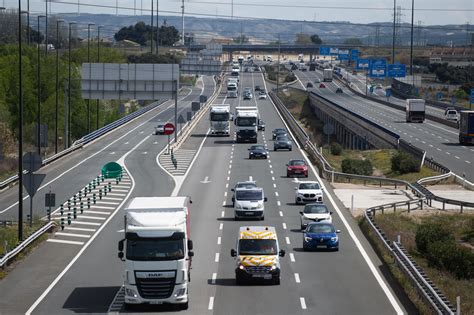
235, 106, 259, 143
406, 99, 425, 123
210, 105, 231, 136
323, 69, 333, 82
118, 197, 193, 310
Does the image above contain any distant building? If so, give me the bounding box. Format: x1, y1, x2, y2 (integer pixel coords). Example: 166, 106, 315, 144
429, 47, 473, 67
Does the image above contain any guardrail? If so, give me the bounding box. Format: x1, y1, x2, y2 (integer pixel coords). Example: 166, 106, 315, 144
0, 99, 167, 190
364, 206, 457, 314
0, 221, 56, 268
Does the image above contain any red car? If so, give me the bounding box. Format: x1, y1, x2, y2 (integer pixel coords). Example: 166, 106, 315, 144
319, 83, 326, 88
286, 159, 308, 178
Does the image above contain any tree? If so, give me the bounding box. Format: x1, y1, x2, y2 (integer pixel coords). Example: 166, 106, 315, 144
295, 33, 312, 44
127, 52, 181, 64
343, 38, 363, 46
114, 22, 180, 47
233, 35, 248, 44
158, 25, 180, 46
310, 34, 322, 44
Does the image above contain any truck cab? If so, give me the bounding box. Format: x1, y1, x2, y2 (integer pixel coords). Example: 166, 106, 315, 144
234, 107, 259, 143
230, 226, 285, 285
210, 105, 231, 136
118, 197, 193, 310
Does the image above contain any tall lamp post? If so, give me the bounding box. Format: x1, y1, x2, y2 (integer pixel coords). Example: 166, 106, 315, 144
96, 25, 103, 130
392, 0, 396, 63
87, 23, 95, 134
409, 0, 415, 78
37, 15, 45, 155
55, 19, 64, 154
17, 3, 25, 241
67, 22, 76, 148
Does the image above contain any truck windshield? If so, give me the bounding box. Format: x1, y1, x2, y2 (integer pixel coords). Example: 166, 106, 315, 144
236, 117, 257, 126
238, 239, 277, 255
236, 190, 262, 201
211, 112, 229, 121
126, 239, 185, 261
227, 85, 237, 91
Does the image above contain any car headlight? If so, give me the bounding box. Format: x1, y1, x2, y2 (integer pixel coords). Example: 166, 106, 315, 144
304, 236, 312, 242
239, 264, 246, 270
235, 204, 243, 209
287, 167, 292, 171
270, 265, 278, 271
257, 202, 264, 208
125, 288, 139, 298
250, 152, 254, 155
331, 236, 338, 242
174, 288, 187, 297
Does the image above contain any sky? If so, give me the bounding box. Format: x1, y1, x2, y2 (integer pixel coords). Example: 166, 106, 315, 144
5, 0, 474, 26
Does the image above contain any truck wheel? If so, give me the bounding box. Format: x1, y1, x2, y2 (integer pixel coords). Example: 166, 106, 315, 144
234, 216, 239, 221
179, 302, 189, 310
260, 216, 265, 221
289, 148, 292, 151
273, 277, 280, 285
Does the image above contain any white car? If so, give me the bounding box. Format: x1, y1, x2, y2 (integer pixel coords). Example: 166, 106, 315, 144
299, 203, 332, 230
294, 181, 323, 204
445, 109, 458, 121
258, 91, 267, 99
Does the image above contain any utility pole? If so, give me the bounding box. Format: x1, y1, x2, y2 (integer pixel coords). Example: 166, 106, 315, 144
181, 0, 185, 45
277, 34, 281, 93
231, 0, 233, 19
392, 0, 396, 63
37, 15, 45, 156
26, 0, 29, 44
151, 0, 153, 53
67, 22, 76, 148
410, 0, 415, 76
156, 0, 159, 54
87, 23, 95, 133
45, 0, 48, 54
97, 25, 103, 130
18, 0, 24, 241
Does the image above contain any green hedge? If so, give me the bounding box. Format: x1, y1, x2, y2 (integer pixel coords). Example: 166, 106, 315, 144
330, 143, 343, 156
341, 158, 372, 175
391, 151, 420, 174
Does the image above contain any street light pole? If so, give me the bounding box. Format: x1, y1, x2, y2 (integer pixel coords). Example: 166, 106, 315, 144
156, 0, 159, 54
87, 23, 95, 134
409, 0, 415, 76
67, 22, 76, 148
55, 19, 64, 154
37, 15, 45, 156
45, 0, 48, 54
96, 25, 103, 130
17, 0, 24, 241
26, 0, 29, 44
391, 0, 397, 63
151, 0, 154, 53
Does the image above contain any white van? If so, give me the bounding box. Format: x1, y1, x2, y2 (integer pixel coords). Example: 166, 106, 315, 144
233, 187, 267, 220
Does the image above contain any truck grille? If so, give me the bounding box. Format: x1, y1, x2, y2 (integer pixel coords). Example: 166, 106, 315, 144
135, 273, 176, 299
247, 266, 272, 273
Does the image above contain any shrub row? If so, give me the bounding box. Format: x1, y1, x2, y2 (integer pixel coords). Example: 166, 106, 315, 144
341, 159, 373, 176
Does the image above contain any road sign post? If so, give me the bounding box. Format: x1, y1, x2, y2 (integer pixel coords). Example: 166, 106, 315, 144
22, 152, 45, 227
164, 123, 175, 155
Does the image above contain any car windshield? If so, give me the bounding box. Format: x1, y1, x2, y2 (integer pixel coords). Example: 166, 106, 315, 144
289, 160, 305, 166
126, 238, 185, 261
238, 239, 277, 255
274, 129, 285, 133
276, 136, 289, 142
304, 204, 328, 214
251, 145, 265, 151
307, 224, 334, 233
235, 190, 263, 201
299, 183, 320, 190
236, 182, 256, 189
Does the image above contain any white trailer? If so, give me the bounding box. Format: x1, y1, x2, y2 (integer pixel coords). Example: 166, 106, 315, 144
210, 105, 231, 136
118, 197, 193, 310
323, 69, 333, 82
406, 99, 425, 123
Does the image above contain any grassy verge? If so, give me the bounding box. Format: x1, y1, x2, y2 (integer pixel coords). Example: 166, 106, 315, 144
0, 219, 53, 280
373, 213, 474, 314
180, 75, 197, 86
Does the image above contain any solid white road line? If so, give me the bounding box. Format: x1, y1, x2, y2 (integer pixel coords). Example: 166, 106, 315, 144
89, 205, 115, 210
266, 79, 404, 314
300, 297, 307, 310
46, 239, 84, 245
26, 132, 142, 315
64, 227, 96, 232
81, 210, 111, 215
75, 215, 106, 221
290, 253, 295, 262
215, 253, 220, 262
55, 232, 91, 239
211, 273, 217, 285
294, 273, 301, 283
70, 221, 101, 226
208, 297, 215, 310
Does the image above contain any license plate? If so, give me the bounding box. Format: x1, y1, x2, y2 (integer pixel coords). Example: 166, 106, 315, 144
149, 301, 163, 305
252, 274, 272, 279
245, 212, 253, 215
317, 245, 327, 249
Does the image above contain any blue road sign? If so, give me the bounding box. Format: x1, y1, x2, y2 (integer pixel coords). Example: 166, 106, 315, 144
386, 89, 392, 97
370, 58, 387, 67
356, 59, 370, 70
369, 86, 374, 94
350, 49, 359, 61
387, 64, 406, 77
319, 47, 330, 55
470, 88, 474, 104
337, 49, 350, 60
329, 47, 339, 55
368, 58, 387, 78
436, 92, 444, 101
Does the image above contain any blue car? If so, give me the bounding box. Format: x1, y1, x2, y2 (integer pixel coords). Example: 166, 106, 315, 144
303, 222, 340, 251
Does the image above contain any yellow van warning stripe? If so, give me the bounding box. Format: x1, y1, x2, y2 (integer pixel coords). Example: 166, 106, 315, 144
239, 256, 277, 267
240, 231, 276, 239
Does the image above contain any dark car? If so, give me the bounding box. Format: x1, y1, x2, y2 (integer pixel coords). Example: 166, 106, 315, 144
319, 83, 326, 88
255, 85, 262, 91
258, 119, 266, 131
274, 136, 292, 151
243, 92, 253, 100
306, 82, 314, 88
336, 87, 343, 93
286, 159, 308, 177
303, 222, 340, 251
248, 144, 268, 159
272, 128, 287, 140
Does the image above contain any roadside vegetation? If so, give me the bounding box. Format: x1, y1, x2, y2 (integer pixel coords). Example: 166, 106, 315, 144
264, 64, 296, 85
370, 213, 474, 314
277, 88, 439, 182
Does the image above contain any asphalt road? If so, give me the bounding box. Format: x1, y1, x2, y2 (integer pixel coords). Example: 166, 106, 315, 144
0, 76, 215, 222
3, 70, 416, 314
292, 68, 474, 181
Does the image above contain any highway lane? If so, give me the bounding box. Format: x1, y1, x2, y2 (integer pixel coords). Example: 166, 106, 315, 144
23, 70, 413, 314
293, 69, 474, 180
0, 76, 214, 221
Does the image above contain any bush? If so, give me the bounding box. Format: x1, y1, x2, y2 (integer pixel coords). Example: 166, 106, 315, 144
391, 151, 420, 174
285, 73, 296, 82
415, 223, 453, 255
426, 240, 474, 279
341, 159, 373, 175
330, 143, 343, 156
